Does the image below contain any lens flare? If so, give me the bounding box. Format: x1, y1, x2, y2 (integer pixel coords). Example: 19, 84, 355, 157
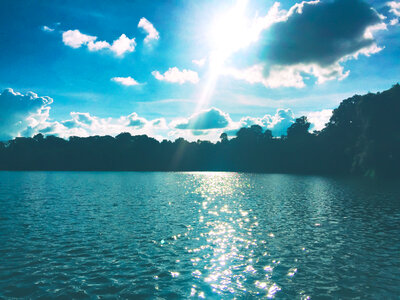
195, 0, 258, 112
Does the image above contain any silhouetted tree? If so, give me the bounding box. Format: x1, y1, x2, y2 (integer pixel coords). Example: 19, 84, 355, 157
220, 133, 228, 143
263, 129, 273, 140
287, 117, 311, 139
0, 84, 398, 177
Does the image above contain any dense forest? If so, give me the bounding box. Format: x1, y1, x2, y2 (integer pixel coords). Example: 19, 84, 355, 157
0, 84, 399, 177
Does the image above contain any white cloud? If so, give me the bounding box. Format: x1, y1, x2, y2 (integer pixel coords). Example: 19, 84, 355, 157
126, 112, 148, 128
252, 1, 321, 42
347, 43, 384, 60
138, 17, 160, 43
109, 34, 136, 56
223, 0, 385, 89
167, 128, 224, 142
36, 111, 168, 140
253, 2, 288, 32
224, 108, 296, 137
151, 118, 169, 130
288, 0, 321, 14
387, 1, 400, 25
219, 0, 390, 88
168, 108, 234, 142
62, 29, 97, 48
171, 107, 232, 130
0, 88, 53, 141
0, 89, 167, 140
233, 108, 332, 135
306, 109, 333, 131
208, 0, 316, 54
224, 62, 349, 88
68, 112, 96, 127
152, 67, 199, 84
170, 107, 299, 140
364, 22, 387, 39
111, 76, 140, 86
192, 58, 206, 67
265, 109, 296, 136
42, 25, 54, 32
87, 40, 111, 51
387, 1, 400, 17
62, 30, 135, 56
0, 89, 332, 142
310, 63, 350, 84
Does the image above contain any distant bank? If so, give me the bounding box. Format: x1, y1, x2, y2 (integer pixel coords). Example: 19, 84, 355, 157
1, 84, 399, 178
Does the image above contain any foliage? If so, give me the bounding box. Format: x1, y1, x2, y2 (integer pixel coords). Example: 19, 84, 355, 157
0, 84, 399, 177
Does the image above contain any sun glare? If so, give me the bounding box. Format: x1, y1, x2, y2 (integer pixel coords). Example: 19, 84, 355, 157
209, 0, 252, 61
195, 0, 256, 112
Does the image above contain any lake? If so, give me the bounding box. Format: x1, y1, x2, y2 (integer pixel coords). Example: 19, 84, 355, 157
0, 172, 399, 298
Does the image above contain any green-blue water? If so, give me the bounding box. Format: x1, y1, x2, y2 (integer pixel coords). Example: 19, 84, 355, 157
0, 172, 399, 299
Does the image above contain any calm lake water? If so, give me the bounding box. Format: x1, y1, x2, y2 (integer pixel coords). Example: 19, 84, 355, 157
0, 172, 399, 299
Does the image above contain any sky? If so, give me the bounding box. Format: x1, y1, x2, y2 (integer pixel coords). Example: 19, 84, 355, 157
0, 0, 399, 141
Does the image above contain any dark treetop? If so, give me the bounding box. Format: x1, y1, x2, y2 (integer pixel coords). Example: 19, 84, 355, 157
1, 84, 399, 177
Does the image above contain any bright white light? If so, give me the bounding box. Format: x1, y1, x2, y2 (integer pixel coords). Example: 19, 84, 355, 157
209, 0, 254, 61
195, 0, 261, 112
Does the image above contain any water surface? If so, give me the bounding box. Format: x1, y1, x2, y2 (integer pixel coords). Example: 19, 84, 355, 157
0, 172, 399, 298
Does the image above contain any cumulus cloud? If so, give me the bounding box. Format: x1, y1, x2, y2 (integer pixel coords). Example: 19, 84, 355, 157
168, 108, 235, 142
227, 0, 385, 88
36, 111, 168, 140
262, 0, 382, 66
151, 118, 169, 130
0, 89, 53, 141
42, 25, 54, 32
127, 113, 147, 129
231, 108, 333, 136
307, 109, 333, 131
168, 108, 298, 140
264, 109, 296, 136
138, 18, 160, 43
171, 108, 232, 130
68, 112, 95, 127
111, 76, 140, 86
0, 89, 169, 140
0, 89, 332, 142
224, 109, 296, 137
87, 40, 111, 51
109, 34, 136, 56
62, 30, 96, 48
62, 30, 136, 56
152, 67, 199, 84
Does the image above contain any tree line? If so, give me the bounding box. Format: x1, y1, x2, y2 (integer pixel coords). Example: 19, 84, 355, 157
0, 84, 399, 177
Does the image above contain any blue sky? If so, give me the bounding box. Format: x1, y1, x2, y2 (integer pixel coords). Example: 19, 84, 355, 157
0, 0, 399, 141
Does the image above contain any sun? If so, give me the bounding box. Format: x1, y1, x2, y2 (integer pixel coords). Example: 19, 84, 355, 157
209, 0, 253, 62
195, 0, 256, 112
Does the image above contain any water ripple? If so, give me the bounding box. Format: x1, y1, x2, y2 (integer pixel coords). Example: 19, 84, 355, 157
0, 172, 399, 298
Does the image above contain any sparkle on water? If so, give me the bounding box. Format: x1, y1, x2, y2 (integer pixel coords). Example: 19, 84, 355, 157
0, 171, 399, 298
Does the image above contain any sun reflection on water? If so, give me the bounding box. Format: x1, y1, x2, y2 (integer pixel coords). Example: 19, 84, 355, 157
1, 173, 398, 298
184, 172, 283, 298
